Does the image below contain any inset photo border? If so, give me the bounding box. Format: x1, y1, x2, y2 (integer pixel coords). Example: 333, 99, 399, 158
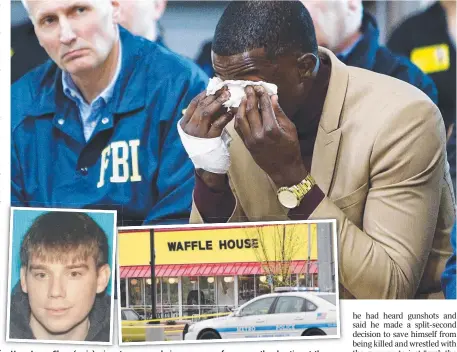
117, 219, 340, 346
7, 207, 117, 345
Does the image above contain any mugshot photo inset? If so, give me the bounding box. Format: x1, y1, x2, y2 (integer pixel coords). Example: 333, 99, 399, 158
7, 208, 117, 344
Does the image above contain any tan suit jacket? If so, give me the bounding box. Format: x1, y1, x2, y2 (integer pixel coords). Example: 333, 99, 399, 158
191, 47, 455, 299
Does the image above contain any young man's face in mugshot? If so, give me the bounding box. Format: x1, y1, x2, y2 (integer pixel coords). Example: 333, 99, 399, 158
26, 0, 120, 75
20, 251, 110, 338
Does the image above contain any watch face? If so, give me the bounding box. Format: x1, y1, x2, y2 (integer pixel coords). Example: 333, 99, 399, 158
278, 189, 299, 209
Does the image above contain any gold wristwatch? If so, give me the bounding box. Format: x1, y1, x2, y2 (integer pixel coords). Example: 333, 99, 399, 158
277, 174, 316, 209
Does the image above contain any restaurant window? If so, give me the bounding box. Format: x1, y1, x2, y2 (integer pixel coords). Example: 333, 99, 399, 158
272, 273, 295, 287
255, 275, 271, 296
199, 276, 216, 314
313, 273, 318, 287
144, 278, 152, 306
163, 277, 179, 304
128, 278, 144, 306
156, 278, 162, 318
299, 272, 317, 287
120, 278, 126, 307
182, 276, 200, 316
155, 278, 162, 316
238, 275, 255, 304
136, 278, 153, 319
216, 276, 235, 311
290, 274, 298, 287
160, 277, 179, 318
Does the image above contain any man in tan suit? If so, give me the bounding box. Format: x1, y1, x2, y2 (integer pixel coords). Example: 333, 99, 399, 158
179, 1, 455, 299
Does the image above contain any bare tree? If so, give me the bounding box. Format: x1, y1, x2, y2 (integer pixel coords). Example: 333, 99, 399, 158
247, 224, 304, 290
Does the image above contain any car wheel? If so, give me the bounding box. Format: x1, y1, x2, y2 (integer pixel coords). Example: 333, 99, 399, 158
302, 328, 326, 336
198, 330, 221, 340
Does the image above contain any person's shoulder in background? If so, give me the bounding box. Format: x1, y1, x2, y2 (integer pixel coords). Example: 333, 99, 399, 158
373, 45, 438, 104
387, 2, 444, 57
386, 1, 456, 190
347, 11, 438, 104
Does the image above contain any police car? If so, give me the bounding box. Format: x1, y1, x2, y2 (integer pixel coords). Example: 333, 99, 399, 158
184, 291, 337, 340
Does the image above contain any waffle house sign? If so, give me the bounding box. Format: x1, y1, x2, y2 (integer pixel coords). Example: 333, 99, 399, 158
119, 223, 318, 266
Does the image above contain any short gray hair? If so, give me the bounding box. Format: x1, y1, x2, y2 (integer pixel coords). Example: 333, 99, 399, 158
21, 0, 114, 18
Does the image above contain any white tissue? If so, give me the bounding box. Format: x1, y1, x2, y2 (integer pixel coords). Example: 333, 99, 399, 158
206, 77, 278, 109
177, 118, 233, 174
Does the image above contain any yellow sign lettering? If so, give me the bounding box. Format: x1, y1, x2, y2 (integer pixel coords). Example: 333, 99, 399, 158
119, 224, 318, 266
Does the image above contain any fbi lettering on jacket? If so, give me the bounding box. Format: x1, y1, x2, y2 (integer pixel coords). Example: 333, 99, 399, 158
97, 139, 142, 188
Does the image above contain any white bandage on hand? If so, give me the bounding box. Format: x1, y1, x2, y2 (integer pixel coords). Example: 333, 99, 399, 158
177, 118, 232, 174
206, 77, 278, 109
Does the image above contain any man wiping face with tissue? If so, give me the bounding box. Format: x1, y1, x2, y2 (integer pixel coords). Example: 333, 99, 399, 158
178, 0, 321, 178
178, 76, 281, 174
178, 1, 455, 300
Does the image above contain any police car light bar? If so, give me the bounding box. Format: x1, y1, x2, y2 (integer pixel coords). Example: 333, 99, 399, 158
274, 287, 320, 293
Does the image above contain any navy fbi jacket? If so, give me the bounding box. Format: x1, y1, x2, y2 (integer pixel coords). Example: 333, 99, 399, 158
343, 11, 438, 104
11, 27, 208, 226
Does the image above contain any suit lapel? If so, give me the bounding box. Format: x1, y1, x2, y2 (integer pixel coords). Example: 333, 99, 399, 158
311, 47, 349, 196
311, 128, 342, 196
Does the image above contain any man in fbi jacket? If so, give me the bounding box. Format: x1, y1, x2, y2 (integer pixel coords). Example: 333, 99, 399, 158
11, 0, 208, 226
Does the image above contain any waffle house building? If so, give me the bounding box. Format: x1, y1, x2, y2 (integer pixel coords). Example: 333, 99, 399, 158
119, 222, 335, 319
